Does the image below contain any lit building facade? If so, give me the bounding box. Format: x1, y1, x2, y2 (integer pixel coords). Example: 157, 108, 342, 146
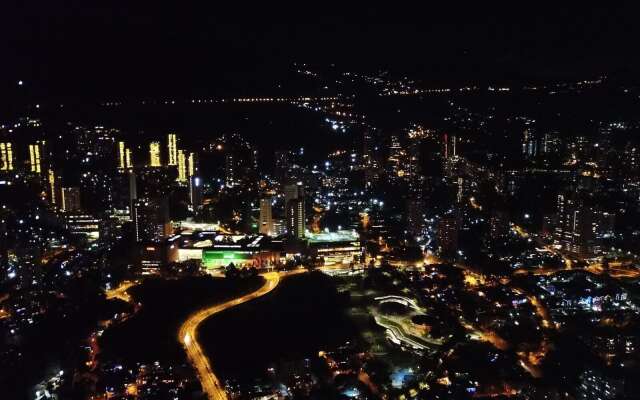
149, 141, 161, 167
167, 133, 178, 166
0, 142, 13, 171
259, 197, 274, 236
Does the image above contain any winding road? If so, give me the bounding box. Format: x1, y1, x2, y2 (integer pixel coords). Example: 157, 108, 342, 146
178, 270, 302, 400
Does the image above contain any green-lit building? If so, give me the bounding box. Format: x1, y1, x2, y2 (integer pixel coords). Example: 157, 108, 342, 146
173, 231, 281, 270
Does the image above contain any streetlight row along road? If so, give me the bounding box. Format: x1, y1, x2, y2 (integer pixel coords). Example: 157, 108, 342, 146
178, 270, 304, 400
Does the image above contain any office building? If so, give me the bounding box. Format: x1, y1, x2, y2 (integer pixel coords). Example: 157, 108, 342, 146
286, 198, 305, 239
553, 192, 613, 257
61, 187, 81, 212
284, 182, 304, 208
259, 197, 274, 236
133, 197, 171, 243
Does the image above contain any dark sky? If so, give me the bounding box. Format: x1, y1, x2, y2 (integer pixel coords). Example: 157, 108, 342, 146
1, 4, 639, 99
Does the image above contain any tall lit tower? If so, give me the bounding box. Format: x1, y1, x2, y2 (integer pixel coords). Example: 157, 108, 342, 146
0, 142, 14, 171
149, 141, 161, 167
125, 148, 133, 169
177, 150, 187, 182
286, 198, 305, 239
188, 152, 196, 178
284, 182, 305, 239
118, 141, 126, 170
167, 133, 178, 166
259, 197, 274, 236
28, 143, 42, 173
48, 169, 60, 206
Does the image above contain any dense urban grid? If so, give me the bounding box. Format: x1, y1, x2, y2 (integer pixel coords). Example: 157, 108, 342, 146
2, 7, 640, 400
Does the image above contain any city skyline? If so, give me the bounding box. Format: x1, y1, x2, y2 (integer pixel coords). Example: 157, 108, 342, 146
1, 5, 640, 400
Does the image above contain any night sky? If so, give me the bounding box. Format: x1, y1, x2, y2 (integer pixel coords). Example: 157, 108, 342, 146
1, 4, 639, 98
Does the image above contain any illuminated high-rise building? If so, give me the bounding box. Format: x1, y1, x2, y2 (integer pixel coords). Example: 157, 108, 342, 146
125, 148, 133, 170
259, 197, 274, 236
167, 133, 178, 166
286, 198, 305, 239
0, 142, 14, 171
48, 169, 61, 207
188, 152, 196, 178
118, 141, 126, 170
284, 182, 305, 238
177, 150, 187, 182
553, 191, 612, 257
28, 143, 42, 173
149, 141, 161, 167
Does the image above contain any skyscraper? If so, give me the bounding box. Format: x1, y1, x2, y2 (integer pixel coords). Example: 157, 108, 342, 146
48, 169, 61, 207
286, 198, 305, 239
28, 143, 42, 174
61, 187, 82, 212
284, 182, 304, 208
553, 192, 611, 257
188, 152, 196, 178
118, 141, 126, 170
284, 182, 305, 238
133, 197, 171, 243
125, 147, 133, 170
0, 142, 14, 171
167, 133, 178, 166
221, 133, 258, 189
259, 197, 274, 236
177, 150, 187, 182
149, 141, 161, 167
189, 176, 202, 208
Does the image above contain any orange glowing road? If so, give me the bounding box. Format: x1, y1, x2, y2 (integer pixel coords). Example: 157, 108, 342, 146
179, 270, 302, 400
105, 280, 139, 303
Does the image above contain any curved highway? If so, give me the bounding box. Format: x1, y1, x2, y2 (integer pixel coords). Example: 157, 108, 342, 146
179, 271, 296, 400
